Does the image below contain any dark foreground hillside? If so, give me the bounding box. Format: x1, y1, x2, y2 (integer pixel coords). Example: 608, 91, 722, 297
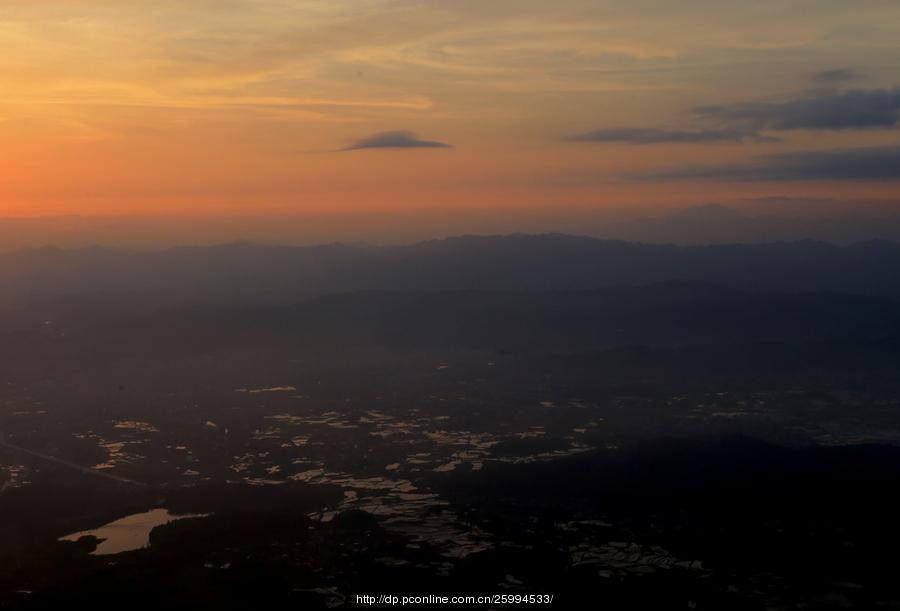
2, 277, 900, 609
4, 438, 900, 610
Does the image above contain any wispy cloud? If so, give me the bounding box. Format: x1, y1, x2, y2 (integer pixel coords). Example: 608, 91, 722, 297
342, 130, 451, 151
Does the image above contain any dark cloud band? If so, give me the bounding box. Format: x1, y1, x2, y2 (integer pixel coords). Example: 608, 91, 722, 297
810, 68, 863, 84
636, 145, 900, 182
567, 128, 776, 144
695, 88, 900, 130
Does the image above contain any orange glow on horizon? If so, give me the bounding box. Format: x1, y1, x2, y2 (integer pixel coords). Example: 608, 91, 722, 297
0, 1, 898, 223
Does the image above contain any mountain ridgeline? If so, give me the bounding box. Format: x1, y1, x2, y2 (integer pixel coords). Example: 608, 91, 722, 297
3, 235, 900, 305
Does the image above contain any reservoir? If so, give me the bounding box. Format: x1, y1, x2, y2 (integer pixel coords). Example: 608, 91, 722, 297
60, 508, 207, 555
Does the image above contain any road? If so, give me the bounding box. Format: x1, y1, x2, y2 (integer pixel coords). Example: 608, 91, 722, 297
0, 433, 145, 486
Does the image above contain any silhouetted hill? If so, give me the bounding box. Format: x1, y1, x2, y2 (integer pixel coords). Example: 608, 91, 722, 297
435, 436, 900, 588
437, 434, 900, 516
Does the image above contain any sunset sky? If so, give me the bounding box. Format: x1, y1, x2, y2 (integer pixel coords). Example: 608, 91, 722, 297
1, 0, 899, 221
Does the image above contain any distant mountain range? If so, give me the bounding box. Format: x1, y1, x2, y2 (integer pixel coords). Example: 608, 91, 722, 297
4, 234, 900, 304
5, 205, 900, 251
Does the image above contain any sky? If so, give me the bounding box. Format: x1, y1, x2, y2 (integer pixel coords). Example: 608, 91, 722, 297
1, 0, 899, 232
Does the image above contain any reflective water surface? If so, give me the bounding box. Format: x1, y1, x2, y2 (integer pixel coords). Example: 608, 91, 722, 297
60, 509, 207, 555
